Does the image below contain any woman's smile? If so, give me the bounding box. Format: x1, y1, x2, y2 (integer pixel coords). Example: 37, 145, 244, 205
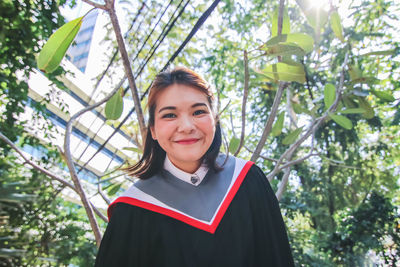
175, 138, 200, 145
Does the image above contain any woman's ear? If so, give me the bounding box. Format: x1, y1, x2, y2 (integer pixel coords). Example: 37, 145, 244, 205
150, 126, 157, 140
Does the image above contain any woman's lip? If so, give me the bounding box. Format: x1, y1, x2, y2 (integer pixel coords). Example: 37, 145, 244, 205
175, 138, 199, 144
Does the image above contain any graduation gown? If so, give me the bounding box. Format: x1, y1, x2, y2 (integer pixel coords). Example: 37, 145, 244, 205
95, 155, 294, 267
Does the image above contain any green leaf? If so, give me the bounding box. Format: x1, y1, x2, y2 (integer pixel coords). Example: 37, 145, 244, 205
107, 183, 122, 196
228, 137, 240, 154
258, 62, 306, 83
292, 103, 311, 115
262, 43, 306, 57
272, 7, 290, 37
122, 147, 142, 154
342, 96, 358, 108
349, 77, 380, 86
371, 90, 395, 102
348, 65, 362, 80
340, 108, 366, 114
358, 97, 374, 119
330, 11, 344, 42
37, 17, 83, 73
324, 83, 336, 110
329, 113, 353, 129
360, 49, 395, 56
296, 0, 329, 29
282, 127, 303, 145
105, 88, 124, 120
310, 104, 321, 117
271, 112, 285, 136
266, 33, 314, 53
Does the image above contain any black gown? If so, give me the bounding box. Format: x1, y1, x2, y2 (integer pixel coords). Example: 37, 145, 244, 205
95, 156, 294, 267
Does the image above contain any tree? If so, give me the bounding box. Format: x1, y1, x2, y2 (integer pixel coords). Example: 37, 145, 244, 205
0, 0, 100, 265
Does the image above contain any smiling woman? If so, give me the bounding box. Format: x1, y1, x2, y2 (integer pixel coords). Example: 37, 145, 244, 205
94, 67, 294, 267
150, 84, 216, 173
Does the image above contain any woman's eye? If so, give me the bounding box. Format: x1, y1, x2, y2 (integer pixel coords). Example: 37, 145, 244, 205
193, 110, 207, 116
162, 113, 176, 118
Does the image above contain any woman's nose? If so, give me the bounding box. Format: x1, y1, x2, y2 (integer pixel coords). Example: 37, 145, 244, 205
177, 115, 195, 133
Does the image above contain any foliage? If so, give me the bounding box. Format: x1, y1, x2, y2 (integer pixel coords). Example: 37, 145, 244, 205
0, 153, 97, 266
327, 192, 399, 265
197, 0, 400, 265
0, 0, 66, 146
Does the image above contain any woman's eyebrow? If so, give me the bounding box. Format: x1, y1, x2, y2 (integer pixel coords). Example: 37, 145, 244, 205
192, 103, 207, 108
158, 103, 207, 113
158, 106, 176, 113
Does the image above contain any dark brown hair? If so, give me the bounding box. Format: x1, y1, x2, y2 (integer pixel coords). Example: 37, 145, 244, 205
125, 67, 222, 179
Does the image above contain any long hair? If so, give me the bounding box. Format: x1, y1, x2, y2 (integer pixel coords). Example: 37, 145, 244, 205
124, 67, 222, 179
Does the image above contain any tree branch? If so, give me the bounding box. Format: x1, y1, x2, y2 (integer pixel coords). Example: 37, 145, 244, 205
286, 87, 298, 128
274, 147, 294, 199
1, 131, 108, 225
322, 156, 361, 169
275, 165, 291, 201
217, 99, 232, 119
98, 182, 111, 205
277, 0, 285, 37
229, 111, 237, 138
0, 132, 76, 190
267, 53, 349, 181
250, 82, 288, 162
63, 79, 122, 247
91, 202, 108, 222
276, 132, 317, 172
235, 50, 249, 156
81, 0, 107, 10
107, 3, 147, 141
244, 145, 278, 162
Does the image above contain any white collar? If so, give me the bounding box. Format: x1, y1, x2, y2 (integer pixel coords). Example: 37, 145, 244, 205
163, 155, 209, 186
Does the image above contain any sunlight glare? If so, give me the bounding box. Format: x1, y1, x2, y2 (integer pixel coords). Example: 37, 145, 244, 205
309, 0, 331, 12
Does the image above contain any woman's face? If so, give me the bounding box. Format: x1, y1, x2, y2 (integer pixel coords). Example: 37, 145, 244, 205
150, 84, 216, 173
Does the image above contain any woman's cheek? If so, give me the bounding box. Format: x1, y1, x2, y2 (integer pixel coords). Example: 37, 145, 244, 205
198, 115, 215, 129
156, 120, 175, 133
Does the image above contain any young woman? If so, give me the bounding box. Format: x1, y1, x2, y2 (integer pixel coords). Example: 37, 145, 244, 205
95, 67, 294, 266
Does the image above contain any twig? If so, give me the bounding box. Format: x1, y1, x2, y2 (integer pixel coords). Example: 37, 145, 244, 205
229, 111, 237, 138
235, 50, 249, 156
221, 127, 229, 156
250, 82, 288, 162
81, 0, 107, 10
280, 153, 320, 170
217, 99, 232, 119
276, 132, 317, 171
98, 181, 111, 205
321, 156, 360, 169
0, 132, 76, 190
244, 146, 278, 162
